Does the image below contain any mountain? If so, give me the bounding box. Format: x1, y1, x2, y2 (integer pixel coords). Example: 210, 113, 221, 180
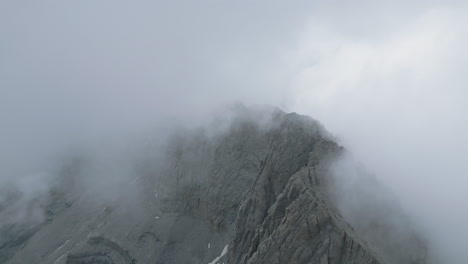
0, 105, 427, 264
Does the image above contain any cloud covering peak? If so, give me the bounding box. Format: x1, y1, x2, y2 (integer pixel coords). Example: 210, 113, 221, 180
1, 1, 468, 262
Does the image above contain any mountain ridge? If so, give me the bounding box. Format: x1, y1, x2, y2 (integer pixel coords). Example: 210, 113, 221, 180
0, 105, 426, 264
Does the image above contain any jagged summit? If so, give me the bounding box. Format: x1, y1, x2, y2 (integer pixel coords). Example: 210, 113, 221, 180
1, 106, 426, 264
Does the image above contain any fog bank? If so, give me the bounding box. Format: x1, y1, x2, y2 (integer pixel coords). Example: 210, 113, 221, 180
1, 1, 468, 262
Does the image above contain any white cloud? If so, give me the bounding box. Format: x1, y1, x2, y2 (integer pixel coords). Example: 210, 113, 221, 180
289, 7, 468, 262
1, 1, 468, 261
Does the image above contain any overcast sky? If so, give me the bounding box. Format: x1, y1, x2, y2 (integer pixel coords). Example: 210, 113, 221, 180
1, 0, 468, 262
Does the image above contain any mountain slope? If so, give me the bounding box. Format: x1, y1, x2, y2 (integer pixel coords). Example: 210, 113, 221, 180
1, 105, 426, 264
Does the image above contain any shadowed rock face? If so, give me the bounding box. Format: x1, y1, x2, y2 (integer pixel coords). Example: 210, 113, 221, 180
1, 105, 426, 264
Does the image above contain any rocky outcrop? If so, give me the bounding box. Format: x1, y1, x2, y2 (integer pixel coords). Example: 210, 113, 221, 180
225, 113, 384, 264
1, 105, 426, 264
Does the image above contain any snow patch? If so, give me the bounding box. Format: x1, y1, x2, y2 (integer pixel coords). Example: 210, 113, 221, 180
208, 245, 228, 264
50, 239, 70, 256
53, 254, 66, 264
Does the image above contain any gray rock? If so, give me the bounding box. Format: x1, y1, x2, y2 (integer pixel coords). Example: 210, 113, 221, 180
0, 105, 427, 264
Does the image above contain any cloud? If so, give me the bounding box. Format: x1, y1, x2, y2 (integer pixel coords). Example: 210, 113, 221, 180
289, 7, 468, 263
1, 0, 468, 262
0, 0, 314, 227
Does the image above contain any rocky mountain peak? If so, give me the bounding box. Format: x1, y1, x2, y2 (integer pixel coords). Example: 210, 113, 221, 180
1, 106, 426, 264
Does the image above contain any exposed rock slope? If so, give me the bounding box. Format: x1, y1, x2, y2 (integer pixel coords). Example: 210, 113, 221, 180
1, 105, 426, 264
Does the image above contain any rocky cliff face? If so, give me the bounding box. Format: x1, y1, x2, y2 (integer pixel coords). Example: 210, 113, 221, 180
0, 105, 426, 264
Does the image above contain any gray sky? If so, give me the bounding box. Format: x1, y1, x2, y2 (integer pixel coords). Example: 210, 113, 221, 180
288, 5, 468, 262
1, 0, 468, 262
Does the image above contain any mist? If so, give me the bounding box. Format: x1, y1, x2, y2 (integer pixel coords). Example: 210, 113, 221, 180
1, 0, 468, 262
289, 6, 468, 263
